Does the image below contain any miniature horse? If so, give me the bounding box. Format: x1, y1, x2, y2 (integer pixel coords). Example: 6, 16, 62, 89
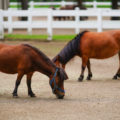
53, 30, 120, 81
0, 44, 68, 99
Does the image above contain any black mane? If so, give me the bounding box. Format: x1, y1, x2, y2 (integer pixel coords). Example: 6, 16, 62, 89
53, 31, 88, 64
23, 44, 56, 68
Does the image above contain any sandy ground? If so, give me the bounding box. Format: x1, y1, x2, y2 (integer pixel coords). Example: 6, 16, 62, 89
0, 41, 120, 120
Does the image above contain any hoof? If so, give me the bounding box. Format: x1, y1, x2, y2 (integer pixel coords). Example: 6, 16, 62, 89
13, 93, 19, 98
86, 76, 91, 80
78, 75, 84, 82
113, 75, 117, 80
86, 74, 92, 80
28, 93, 36, 97
117, 74, 120, 77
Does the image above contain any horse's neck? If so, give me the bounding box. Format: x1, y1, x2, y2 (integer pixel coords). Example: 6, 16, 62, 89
59, 43, 77, 64
35, 58, 56, 77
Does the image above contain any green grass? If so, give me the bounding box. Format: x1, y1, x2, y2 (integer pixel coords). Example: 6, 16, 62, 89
53, 35, 75, 41
97, 5, 111, 8
5, 34, 75, 42
34, 5, 60, 8
10, 4, 112, 9
84, 5, 111, 8
10, 5, 21, 8
10, 5, 60, 8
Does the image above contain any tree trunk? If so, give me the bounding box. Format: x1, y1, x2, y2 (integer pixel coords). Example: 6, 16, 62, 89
112, 0, 118, 9
0, 0, 9, 10
111, 0, 119, 20
21, 0, 29, 21
77, 0, 83, 9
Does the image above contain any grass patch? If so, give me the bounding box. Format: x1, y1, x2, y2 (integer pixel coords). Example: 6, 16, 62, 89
10, 5, 60, 8
10, 5, 21, 8
5, 34, 48, 41
34, 5, 60, 8
10, 4, 111, 9
4, 34, 75, 42
97, 5, 111, 8
52, 35, 75, 41
84, 4, 111, 8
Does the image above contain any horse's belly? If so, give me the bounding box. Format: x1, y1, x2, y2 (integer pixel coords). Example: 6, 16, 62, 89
0, 56, 18, 74
91, 47, 119, 59
0, 62, 17, 74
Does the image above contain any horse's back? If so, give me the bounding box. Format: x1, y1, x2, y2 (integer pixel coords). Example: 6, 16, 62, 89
80, 30, 120, 59
0, 44, 33, 74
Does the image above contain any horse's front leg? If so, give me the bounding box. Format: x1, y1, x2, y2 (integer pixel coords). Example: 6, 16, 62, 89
86, 59, 93, 80
113, 53, 120, 79
12, 72, 24, 97
78, 56, 88, 82
27, 72, 36, 97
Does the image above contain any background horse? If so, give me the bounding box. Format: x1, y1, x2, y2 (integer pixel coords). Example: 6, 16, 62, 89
0, 44, 68, 99
52, 30, 120, 81
53, 5, 88, 21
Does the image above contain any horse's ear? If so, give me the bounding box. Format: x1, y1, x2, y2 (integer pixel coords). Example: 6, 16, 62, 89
58, 68, 68, 81
52, 55, 60, 63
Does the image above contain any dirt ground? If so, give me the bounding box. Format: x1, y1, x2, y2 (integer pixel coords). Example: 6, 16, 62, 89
0, 41, 120, 120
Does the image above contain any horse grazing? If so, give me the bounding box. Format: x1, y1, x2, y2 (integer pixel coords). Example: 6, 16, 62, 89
52, 30, 120, 81
0, 44, 68, 99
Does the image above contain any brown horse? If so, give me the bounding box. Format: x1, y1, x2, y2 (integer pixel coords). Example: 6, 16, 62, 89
52, 30, 120, 81
0, 44, 68, 99
53, 5, 88, 21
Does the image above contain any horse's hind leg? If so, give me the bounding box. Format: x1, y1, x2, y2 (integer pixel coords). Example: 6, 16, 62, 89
113, 53, 120, 79
78, 56, 88, 82
27, 72, 36, 97
12, 72, 24, 97
86, 59, 92, 80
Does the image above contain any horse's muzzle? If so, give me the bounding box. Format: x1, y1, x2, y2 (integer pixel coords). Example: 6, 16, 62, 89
56, 94, 64, 99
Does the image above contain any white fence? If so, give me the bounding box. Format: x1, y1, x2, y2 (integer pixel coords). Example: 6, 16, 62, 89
0, 10, 4, 39
0, 8, 120, 40
10, 1, 120, 9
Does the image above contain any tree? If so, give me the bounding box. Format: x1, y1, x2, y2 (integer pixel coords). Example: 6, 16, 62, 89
77, 0, 85, 9
112, 0, 118, 9
20, 0, 29, 21
21, 0, 29, 10
111, 0, 119, 20
0, 0, 9, 10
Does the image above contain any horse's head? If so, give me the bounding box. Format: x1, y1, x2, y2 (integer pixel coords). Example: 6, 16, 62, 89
52, 55, 65, 69
49, 67, 68, 99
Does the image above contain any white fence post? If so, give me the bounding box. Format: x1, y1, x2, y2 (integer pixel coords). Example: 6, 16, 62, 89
93, 1, 97, 9
61, 0, 66, 7
28, 10, 32, 34
29, 1, 34, 10
0, 10, 4, 39
97, 9, 102, 32
75, 7, 80, 34
47, 8, 52, 40
8, 10, 13, 34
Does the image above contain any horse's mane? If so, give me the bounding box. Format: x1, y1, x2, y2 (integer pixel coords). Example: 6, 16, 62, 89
53, 31, 88, 64
23, 44, 56, 68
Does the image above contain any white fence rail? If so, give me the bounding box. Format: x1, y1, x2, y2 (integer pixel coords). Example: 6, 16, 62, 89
10, 1, 120, 9
1, 8, 120, 40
